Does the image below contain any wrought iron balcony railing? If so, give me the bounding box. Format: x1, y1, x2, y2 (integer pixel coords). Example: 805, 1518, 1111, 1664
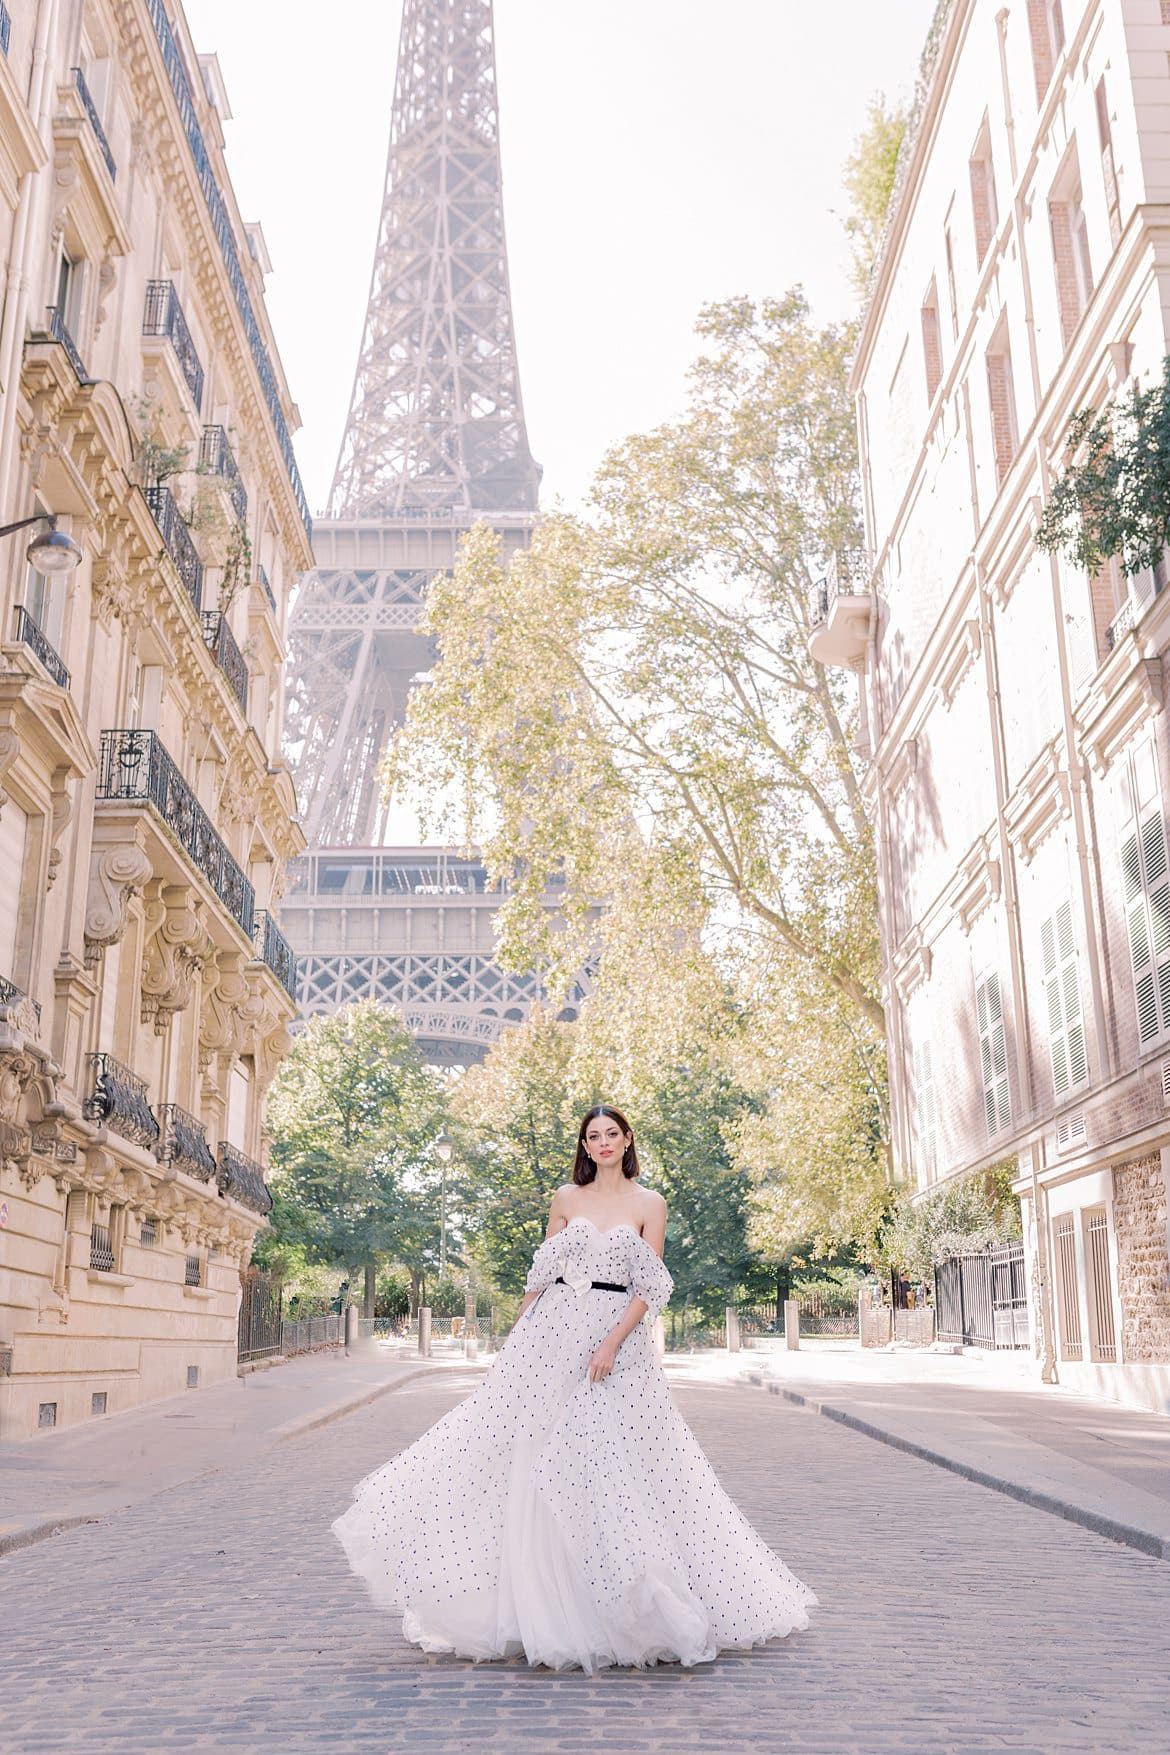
201, 611, 248, 714
89, 1221, 115, 1273
142, 280, 204, 409
95, 730, 256, 938
198, 425, 247, 525
0, 4, 11, 57
252, 909, 297, 1000
83, 1052, 161, 1148
157, 1102, 216, 1182
216, 1141, 273, 1216
38, 305, 90, 382
0, 973, 41, 1027
256, 565, 276, 613
14, 605, 70, 689
810, 551, 872, 627
71, 66, 116, 181
145, 482, 204, 611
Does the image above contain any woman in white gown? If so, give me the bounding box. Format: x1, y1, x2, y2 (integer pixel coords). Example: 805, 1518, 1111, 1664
332, 1104, 816, 1672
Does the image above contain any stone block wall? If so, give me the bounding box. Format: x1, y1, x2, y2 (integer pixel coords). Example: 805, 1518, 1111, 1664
1112, 1154, 1170, 1361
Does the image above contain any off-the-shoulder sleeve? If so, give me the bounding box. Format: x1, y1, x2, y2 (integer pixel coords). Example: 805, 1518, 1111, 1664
524, 1231, 567, 1294
628, 1235, 673, 1321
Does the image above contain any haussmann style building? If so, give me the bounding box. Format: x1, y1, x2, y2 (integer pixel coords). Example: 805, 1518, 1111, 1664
0, 0, 311, 1437
820, 0, 1170, 1411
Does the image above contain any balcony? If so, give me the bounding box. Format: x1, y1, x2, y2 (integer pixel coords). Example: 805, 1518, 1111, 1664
808, 553, 876, 669
145, 482, 203, 611
252, 909, 297, 1000
142, 280, 204, 410
83, 1052, 160, 1148
0, 973, 41, 1028
256, 565, 276, 613
95, 729, 255, 938
157, 1102, 216, 1183
198, 425, 247, 525
71, 67, 115, 181
14, 605, 69, 689
201, 610, 248, 714
35, 305, 90, 383
216, 1141, 272, 1216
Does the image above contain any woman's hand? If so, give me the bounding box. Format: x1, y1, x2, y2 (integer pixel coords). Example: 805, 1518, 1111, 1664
587, 1334, 620, 1383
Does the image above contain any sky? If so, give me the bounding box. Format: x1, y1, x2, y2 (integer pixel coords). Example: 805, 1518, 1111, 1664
182, 0, 937, 519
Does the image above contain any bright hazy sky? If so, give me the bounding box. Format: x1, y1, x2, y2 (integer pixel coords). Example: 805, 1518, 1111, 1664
183, 0, 937, 517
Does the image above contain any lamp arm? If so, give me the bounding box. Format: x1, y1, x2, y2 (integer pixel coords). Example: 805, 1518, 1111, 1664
0, 514, 53, 540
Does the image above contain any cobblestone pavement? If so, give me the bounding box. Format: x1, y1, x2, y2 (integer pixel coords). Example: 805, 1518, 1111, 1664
2, 1371, 1168, 1754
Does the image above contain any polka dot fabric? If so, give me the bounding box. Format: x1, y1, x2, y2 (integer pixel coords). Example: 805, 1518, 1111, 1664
331, 1218, 816, 1672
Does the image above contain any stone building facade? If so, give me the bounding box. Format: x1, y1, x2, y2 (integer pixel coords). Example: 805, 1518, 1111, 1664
828, 0, 1170, 1411
0, 0, 311, 1437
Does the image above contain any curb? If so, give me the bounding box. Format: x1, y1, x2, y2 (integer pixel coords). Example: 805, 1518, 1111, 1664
742, 1371, 1170, 1563
0, 1513, 103, 1560
274, 1358, 485, 1444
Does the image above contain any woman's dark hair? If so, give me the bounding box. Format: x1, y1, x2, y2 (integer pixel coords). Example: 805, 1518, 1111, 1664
572, 1105, 639, 1185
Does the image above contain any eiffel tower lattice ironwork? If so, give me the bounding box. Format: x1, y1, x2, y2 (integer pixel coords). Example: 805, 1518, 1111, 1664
282, 0, 550, 1064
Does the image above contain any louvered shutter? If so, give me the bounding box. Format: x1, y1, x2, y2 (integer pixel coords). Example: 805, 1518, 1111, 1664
913, 1039, 938, 1178
1041, 901, 1088, 1097
1122, 806, 1170, 1044
976, 971, 1011, 1135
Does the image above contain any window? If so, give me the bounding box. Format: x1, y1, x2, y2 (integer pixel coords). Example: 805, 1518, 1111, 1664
1083, 1208, 1117, 1362
912, 1038, 938, 1180
985, 322, 1019, 487
975, 971, 1011, 1136
944, 228, 959, 338
1041, 900, 1089, 1097
139, 1218, 157, 1248
969, 125, 999, 264
1049, 177, 1093, 345
1120, 743, 1170, 1046
185, 1254, 203, 1287
0, 799, 28, 978
89, 1216, 115, 1273
921, 282, 943, 402
91, 1392, 108, 1416
55, 250, 81, 333
228, 1059, 251, 1149
1053, 1213, 1082, 1359
1028, 0, 1065, 104
1095, 79, 1121, 248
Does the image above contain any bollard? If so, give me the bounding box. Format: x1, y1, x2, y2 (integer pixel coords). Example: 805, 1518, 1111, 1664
784, 1298, 800, 1350
344, 1303, 357, 1355
418, 1304, 432, 1358
464, 1330, 479, 1361
725, 1306, 741, 1353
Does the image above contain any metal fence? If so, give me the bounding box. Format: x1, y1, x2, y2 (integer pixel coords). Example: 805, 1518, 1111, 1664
238, 1269, 282, 1362
282, 1314, 344, 1355
934, 1242, 1029, 1350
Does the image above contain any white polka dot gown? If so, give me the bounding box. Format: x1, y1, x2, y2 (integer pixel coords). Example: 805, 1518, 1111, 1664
331, 1219, 816, 1672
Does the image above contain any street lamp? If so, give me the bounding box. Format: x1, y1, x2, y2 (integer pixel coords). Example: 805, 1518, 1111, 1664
434, 1131, 453, 1281
0, 514, 84, 576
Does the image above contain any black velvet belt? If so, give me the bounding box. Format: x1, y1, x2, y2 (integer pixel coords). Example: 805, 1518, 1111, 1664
554, 1277, 629, 1293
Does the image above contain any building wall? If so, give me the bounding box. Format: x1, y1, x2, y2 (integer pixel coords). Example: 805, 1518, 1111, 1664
0, 0, 311, 1437
847, 0, 1170, 1410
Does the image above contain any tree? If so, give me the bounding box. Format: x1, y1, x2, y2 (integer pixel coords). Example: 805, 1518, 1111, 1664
871, 1166, 1021, 1285
841, 95, 907, 294
264, 1000, 448, 1314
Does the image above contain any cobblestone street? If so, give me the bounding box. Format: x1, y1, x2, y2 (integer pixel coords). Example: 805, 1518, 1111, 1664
2, 1371, 1168, 1754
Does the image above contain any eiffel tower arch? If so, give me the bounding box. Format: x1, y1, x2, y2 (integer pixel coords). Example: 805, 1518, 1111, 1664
282, 0, 546, 1065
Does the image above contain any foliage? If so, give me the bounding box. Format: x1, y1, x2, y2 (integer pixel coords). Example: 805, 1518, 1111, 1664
264, 1000, 449, 1286
870, 1164, 1021, 1284
128, 396, 189, 487
1035, 358, 1170, 576
374, 1266, 412, 1319
841, 94, 907, 294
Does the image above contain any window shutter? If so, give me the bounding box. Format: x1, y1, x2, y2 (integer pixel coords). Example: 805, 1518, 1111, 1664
1041, 901, 1088, 1096
1122, 806, 1170, 1044
913, 1039, 938, 1178
976, 971, 1011, 1136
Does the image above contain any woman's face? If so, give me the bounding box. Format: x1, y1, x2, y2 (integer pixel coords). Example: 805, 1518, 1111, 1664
585, 1116, 630, 1166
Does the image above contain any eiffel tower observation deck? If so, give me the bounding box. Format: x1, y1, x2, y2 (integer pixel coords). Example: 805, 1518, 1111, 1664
283, 0, 544, 1064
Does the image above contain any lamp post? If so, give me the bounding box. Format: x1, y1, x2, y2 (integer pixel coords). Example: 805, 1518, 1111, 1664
0, 513, 84, 575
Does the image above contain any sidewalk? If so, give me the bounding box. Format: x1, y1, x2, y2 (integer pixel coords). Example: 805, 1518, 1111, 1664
673, 1340, 1170, 1560
0, 1344, 481, 1558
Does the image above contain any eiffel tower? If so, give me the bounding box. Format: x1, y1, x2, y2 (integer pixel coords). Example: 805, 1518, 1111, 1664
282, 0, 544, 1065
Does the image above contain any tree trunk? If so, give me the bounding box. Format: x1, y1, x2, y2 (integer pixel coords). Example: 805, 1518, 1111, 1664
409, 1267, 421, 1318
775, 1260, 790, 1323
363, 1261, 377, 1317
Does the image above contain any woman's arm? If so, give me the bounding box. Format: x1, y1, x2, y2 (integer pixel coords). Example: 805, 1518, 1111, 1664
511, 1188, 571, 1327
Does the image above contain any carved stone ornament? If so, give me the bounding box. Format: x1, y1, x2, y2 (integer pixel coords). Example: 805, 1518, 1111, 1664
199, 949, 249, 1069
84, 840, 153, 965
46, 766, 74, 889
0, 1048, 45, 1187
0, 725, 20, 813
140, 881, 214, 1033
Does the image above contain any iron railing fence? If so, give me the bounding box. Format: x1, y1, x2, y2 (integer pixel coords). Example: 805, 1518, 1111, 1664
145, 482, 203, 609
252, 909, 297, 999
809, 550, 871, 628
217, 1140, 272, 1215
257, 564, 276, 612
95, 729, 255, 937
0, 973, 41, 1025
184, 1253, 202, 1287
14, 604, 69, 688
142, 0, 311, 538
156, 1102, 216, 1182
200, 610, 248, 713
934, 1241, 1028, 1350
239, 1268, 283, 1361
142, 280, 204, 408
39, 305, 89, 381
71, 66, 116, 179
89, 1222, 114, 1273
0, 4, 11, 57
83, 1051, 160, 1148
281, 1313, 343, 1355
198, 425, 247, 523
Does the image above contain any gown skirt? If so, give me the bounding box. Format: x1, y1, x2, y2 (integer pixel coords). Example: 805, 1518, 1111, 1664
332, 1219, 816, 1672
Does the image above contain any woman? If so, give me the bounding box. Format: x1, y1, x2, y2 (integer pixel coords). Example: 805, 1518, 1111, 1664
332, 1104, 815, 1672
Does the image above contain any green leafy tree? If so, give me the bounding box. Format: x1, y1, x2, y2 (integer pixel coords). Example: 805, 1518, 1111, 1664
841, 94, 907, 293
264, 1000, 448, 1313
871, 1165, 1021, 1284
